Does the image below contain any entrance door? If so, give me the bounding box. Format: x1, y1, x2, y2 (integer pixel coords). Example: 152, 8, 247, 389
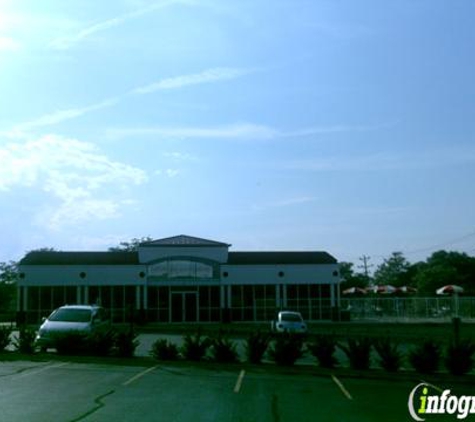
171, 292, 197, 322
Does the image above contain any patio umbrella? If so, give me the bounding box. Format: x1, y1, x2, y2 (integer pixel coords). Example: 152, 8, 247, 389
436, 285, 464, 295
436, 285, 464, 317
396, 286, 418, 294
342, 286, 367, 295
374, 285, 397, 294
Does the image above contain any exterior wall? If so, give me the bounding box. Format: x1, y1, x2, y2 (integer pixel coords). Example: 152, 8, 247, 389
221, 263, 340, 285
138, 246, 228, 263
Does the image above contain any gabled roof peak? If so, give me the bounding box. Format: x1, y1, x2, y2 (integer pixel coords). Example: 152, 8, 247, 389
140, 235, 230, 248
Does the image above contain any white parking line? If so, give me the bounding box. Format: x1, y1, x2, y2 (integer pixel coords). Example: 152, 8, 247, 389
122, 365, 158, 386
13, 362, 69, 380
234, 370, 246, 393
331, 374, 353, 400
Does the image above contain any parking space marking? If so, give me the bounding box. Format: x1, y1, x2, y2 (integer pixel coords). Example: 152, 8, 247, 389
331, 374, 353, 400
122, 365, 158, 386
13, 362, 69, 380
234, 370, 246, 393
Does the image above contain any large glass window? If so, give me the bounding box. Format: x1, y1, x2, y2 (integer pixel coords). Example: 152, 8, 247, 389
148, 259, 215, 280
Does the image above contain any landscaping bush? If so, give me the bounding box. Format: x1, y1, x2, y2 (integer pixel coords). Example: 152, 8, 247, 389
338, 338, 372, 370
0, 325, 12, 351
114, 330, 139, 358
54, 332, 90, 355
267, 334, 305, 366
181, 332, 211, 361
245, 331, 271, 364
307, 334, 338, 369
444, 340, 475, 376
210, 335, 239, 363
373, 337, 403, 372
150, 339, 179, 361
88, 330, 115, 357
409, 340, 441, 374
13, 326, 36, 354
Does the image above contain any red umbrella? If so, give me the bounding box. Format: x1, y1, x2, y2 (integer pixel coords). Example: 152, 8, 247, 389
436, 285, 464, 295
396, 286, 418, 294
342, 287, 367, 295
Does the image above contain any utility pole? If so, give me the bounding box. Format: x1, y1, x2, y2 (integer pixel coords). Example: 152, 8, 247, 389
358, 255, 373, 285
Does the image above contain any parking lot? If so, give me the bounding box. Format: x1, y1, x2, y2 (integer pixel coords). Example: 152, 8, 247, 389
0, 358, 468, 422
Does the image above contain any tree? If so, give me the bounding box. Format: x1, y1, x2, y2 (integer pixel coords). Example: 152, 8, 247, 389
415, 251, 475, 295
373, 252, 412, 287
108, 237, 153, 252
339, 262, 371, 288
0, 261, 18, 313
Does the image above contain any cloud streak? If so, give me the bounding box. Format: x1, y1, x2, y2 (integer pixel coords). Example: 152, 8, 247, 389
50, 0, 191, 50
131, 67, 253, 94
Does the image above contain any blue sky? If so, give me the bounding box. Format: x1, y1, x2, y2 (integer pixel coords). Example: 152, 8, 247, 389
1, 0, 474, 268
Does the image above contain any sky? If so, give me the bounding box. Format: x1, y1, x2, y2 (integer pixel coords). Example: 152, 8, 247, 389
1, 0, 474, 269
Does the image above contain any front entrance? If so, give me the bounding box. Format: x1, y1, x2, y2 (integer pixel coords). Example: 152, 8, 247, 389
171, 292, 198, 322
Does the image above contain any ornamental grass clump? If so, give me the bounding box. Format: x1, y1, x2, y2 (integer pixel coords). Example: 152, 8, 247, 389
409, 340, 441, 374
13, 326, 37, 354
0, 325, 12, 352
210, 335, 239, 363
307, 334, 339, 369
181, 332, 211, 361
373, 337, 403, 372
338, 337, 372, 370
267, 333, 305, 366
444, 340, 475, 376
114, 330, 139, 358
245, 331, 271, 364
150, 339, 179, 361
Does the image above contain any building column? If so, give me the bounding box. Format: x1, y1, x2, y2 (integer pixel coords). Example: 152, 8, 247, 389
282, 284, 287, 308
143, 284, 148, 310
330, 283, 336, 307
76, 286, 82, 304
135, 286, 141, 310
22, 286, 28, 312
84, 286, 89, 304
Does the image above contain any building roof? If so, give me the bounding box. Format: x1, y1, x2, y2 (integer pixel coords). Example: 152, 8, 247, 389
227, 252, 337, 265
19, 251, 140, 266
140, 235, 230, 247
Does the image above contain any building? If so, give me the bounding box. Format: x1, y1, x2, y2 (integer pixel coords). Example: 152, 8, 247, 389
17, 235, 341, 323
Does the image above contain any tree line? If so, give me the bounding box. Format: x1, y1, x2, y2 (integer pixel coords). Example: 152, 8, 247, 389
341, 250, 475, 295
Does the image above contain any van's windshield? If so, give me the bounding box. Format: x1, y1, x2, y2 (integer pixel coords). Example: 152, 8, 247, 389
49, 309, 92, 323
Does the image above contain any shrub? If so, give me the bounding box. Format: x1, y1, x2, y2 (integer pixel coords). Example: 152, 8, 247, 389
88, 330, 115, 357
373, 338, 402, 372
210, 335, 239, 363
445, 340, 475, 376
13, 326, 36, 354
181, 332, 211, 361
307, 335, 338, 368
150, 339, 179, 361
409, 340, 441, 374
338, 338, 372, 370
114, 330, 139, 358
0, 325, 12, 351
245, 331, 271, 364
267, 334, 305, 366
54, 332, 89, 355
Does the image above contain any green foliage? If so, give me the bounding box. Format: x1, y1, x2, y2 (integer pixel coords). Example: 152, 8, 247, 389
210, 335, 239, 363
339, 262, 370, 287
267, 334, 305, 366
13, 326, 36, 354
150, 339, 179, 361
181, 332, 211, 361
0, 261, 18, 313
108, 237, 154, 252
54, 332, 90, 355
88, 330, 115, 357
0, 325, 12, 351
307, 335, 339, 368
409, 340, 441, 374
373, 252, 411, 288
245, 331, 271, 364
338, 338, 372, 370
373, 338, 403, 372
114, 330, 139, 358
444, 340, 475, 376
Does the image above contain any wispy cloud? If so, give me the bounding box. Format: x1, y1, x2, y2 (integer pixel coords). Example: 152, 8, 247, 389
106, 123, 277, 140
131, 67, 253, 94
50, 0, 191, 50
0, 135, 147, 229
253, 196, 317, 212
13, 98, 119, 132
0, 36, 21, 51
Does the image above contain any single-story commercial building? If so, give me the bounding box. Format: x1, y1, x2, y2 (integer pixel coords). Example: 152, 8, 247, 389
17, 235, 341, 323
